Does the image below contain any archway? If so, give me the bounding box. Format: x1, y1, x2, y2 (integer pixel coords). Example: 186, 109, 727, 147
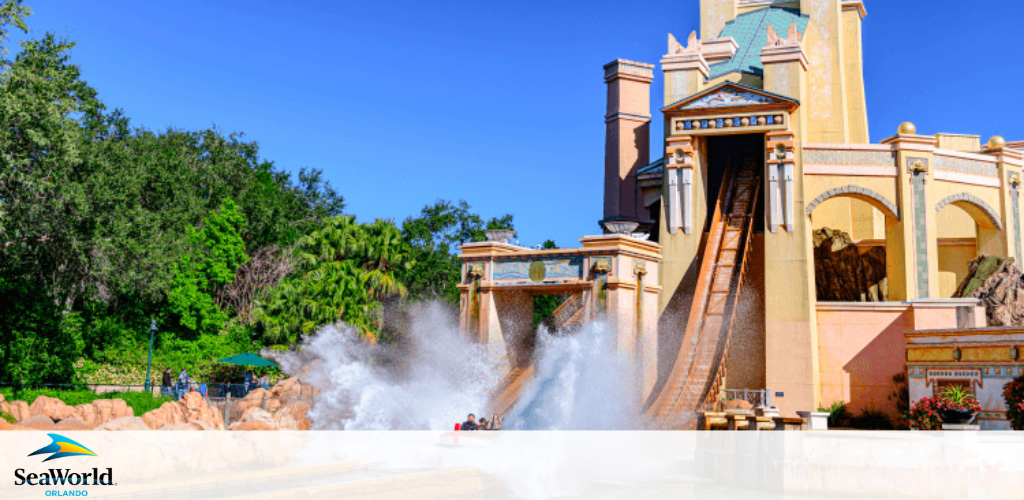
935, 193, 1005, 297
807, 188, 899, 302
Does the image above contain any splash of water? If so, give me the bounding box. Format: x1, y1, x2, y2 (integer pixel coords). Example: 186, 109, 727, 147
277, 303, 636, 430
504, 322, 638, 430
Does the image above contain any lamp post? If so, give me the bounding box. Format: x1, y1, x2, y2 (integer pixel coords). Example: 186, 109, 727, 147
145, 319, 156, 393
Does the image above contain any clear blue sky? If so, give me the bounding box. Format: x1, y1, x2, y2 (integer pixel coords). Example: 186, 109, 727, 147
14, 1, 1023, 248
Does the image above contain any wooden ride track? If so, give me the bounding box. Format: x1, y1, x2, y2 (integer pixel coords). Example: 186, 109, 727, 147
487, 364, 535, 417
643, 155, 762, 429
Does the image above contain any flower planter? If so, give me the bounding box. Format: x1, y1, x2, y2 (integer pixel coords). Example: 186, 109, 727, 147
940, 409, 975, 425
484, 229, 516, 244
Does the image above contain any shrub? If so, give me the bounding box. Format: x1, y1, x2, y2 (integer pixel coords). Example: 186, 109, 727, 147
889, 371, 909, 427
1003, 374, 1024, 430
906, 397, 943, 430
819, 401, 851, 428
0, 388, 172, 417
848, 408, 894, 430
0, 411, 15, 424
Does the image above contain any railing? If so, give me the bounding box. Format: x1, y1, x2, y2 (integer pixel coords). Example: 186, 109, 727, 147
724, 389, 771, 408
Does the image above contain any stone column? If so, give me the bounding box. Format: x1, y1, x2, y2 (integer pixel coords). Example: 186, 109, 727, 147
989, 137, 1024, 264
656, 34, 711, 317
801, 0, 851, 143
580, 235, 661, 407
760, 22, 820, 417
701, 0, 735, 40
603, 59, 653, 227
840, 1, 869, 143
881, 125, 938, 300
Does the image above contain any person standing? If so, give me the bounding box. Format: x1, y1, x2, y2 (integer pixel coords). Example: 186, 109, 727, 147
177, 368, 188, 400
161, 368, 173, 396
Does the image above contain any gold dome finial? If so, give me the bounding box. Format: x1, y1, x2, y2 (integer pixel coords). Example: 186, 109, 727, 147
988, 136, 1007, 150
898, 122, 917, 135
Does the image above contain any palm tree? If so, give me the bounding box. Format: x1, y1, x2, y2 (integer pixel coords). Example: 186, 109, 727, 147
253, 216, 412, 344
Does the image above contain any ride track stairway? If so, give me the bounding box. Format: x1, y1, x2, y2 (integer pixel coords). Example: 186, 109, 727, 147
487, 364, 535, 417
643, 154, 762, 429
551, 292, 586, 331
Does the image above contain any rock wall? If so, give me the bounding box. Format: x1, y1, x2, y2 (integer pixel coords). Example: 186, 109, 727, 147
956, 255, 1024, 326
0, 376, 313, 431
0, 394, 134, 429
813, 228, 888, 302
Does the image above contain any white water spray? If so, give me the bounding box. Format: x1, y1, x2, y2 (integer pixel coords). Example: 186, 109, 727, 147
503, 321, 638, 430
276, 303, 637, 430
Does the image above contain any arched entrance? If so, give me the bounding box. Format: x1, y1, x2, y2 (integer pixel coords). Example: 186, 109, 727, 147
935, 193, 1006, 297
807, 187, 899, 302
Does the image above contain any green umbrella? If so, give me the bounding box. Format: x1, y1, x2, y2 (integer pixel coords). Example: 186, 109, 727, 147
217, 352, 278, 368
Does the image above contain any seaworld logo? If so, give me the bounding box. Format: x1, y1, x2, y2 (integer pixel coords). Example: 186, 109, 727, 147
28, 434, 96, 462
14, 434, 114, 489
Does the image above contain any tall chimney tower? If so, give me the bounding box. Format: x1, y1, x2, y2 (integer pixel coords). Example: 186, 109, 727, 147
602, 59, 653, 229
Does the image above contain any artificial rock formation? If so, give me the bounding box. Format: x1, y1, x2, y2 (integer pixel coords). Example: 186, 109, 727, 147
142, 392, 224, 430
956, 255, 1024, 326
813, 228, 887, 302
18, 415, 57, 430
226, 380, 313, 431
0, 376, 314, 431
95, 416, 151, 430
0, 394, 134, 430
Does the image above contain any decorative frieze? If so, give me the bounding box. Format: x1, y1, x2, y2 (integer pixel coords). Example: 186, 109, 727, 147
934, 154, 999, 178
802, 149, 896, 168
681, 91, 776, 110
493, 258, 583, 282
673, 114, 786, 135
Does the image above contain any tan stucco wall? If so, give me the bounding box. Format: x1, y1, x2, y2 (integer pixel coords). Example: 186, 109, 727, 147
937, 239, 976, 298
840, 4, 869, 143
701, 0, 735, 39
936, 134, 982, 152
816, 300, 975, 423
802, 0, 850, 143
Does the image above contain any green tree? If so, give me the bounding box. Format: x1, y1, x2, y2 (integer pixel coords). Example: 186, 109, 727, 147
0, 2, 97, 382
168, 199, 249, 336
399, 199, 514, 306
254, 216, 412, 344
0, 0, 349, 383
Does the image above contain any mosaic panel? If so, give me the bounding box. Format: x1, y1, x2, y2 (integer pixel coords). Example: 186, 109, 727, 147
802, 149, 897, 167
1014, 185, 1022, 265
934, 154, 998, 178
492, 257, 583, 281
910, 157, 930, 298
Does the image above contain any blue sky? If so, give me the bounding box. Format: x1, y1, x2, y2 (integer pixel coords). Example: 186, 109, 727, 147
14, 1, 1023, 247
